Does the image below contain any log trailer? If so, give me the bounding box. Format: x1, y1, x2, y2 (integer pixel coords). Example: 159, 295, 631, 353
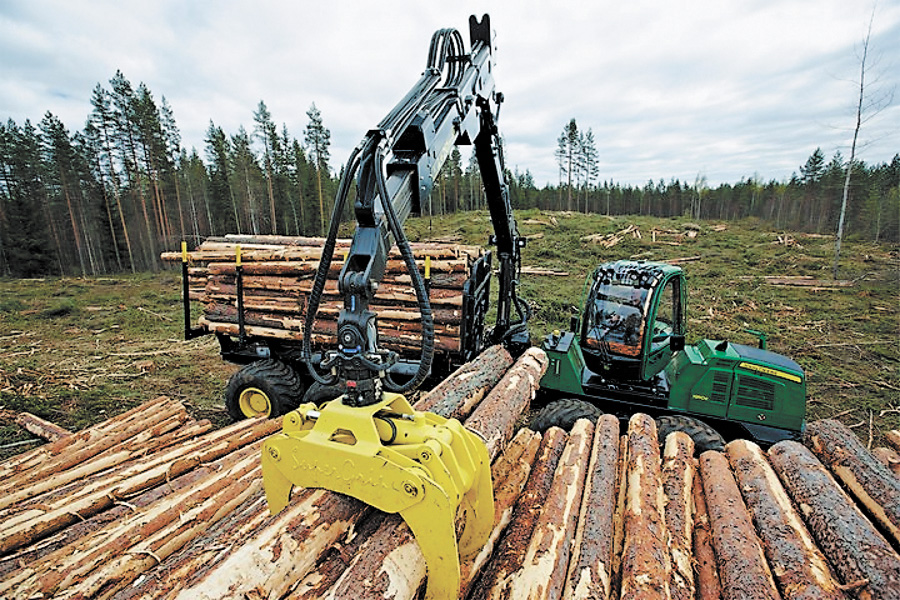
534, 260, 807, 449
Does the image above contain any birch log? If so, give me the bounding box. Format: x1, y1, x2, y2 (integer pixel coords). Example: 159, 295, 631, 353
699, 451, 779, 600
726, 439, 847, 600
768, 440, 900, 600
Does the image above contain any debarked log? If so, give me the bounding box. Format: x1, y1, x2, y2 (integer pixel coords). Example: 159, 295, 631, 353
768, 440, 900, 600
691, 458, 721, 600
726, 439, 847, 600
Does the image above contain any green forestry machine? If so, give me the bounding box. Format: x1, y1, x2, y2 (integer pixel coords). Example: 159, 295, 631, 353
533, 260, 807, 450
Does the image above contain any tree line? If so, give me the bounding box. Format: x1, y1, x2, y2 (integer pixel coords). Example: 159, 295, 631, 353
1, 83, 897, 278
500, 119, 899, 245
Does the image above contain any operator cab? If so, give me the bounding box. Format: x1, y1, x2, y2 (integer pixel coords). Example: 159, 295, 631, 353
581, 261, 685, 382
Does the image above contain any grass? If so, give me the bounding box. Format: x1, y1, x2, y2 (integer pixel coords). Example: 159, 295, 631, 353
1, 211, 898, 459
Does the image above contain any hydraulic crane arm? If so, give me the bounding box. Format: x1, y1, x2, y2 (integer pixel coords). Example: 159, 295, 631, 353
263, 15, 527, 600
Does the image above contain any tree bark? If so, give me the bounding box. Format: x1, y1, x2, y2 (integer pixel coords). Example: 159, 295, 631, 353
768, 440, 900, 600
872, 447, 900, 478
415, 344, 513, 420
699, 450, 779, 600
804, 419, 900, 547
726, 439, 847, 600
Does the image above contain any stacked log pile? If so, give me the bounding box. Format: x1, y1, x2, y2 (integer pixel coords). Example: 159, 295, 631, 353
161, 235, 485, 355
3, 379, 900, 599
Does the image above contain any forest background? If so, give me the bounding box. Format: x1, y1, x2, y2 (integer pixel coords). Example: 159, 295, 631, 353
0, 71, 898, 278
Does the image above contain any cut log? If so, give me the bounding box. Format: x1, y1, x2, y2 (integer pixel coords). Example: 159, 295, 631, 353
415, 344, 514, 420
619, 413, 671, 600
468, 427, 569, 600
0, 415, 280, 554
691, 458, 722, 600
662, 432, 695, 600
886, 431, 900, 454
317, 348, 547, 600
563, 414, 620, 600
460, 429, 542, 598
768, 440, 900, 600
699, 450, 779, 600
726, 439, 848, 600
609, 434, 629, 600
804, 419, 900, 548
503, 418, 594, 600
873, 447, 900, 478
14, 412, 71, 442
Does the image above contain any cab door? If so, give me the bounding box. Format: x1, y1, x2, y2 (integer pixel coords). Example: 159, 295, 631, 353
642, 274, 685, 381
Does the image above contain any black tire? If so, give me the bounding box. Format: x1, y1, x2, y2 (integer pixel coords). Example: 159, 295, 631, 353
224, 359, 304, 421
656, 415, 725, 453
530, 398, 602, 433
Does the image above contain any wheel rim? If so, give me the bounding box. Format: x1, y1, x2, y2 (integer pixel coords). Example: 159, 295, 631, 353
238, 387, 271, 417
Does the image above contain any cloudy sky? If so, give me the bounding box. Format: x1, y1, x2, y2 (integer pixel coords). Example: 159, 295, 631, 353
2, 0, 898, 187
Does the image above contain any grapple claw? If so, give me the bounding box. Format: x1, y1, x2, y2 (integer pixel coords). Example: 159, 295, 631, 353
260, 393, 493, 600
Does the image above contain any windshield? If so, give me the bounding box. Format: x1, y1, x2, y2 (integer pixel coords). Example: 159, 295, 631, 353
584, 284, 649, 357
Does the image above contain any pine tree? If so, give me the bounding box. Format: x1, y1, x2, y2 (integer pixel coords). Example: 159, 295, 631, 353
304, 103, 330, 235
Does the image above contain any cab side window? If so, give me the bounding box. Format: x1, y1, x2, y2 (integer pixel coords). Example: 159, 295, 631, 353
651, 280, 675, 351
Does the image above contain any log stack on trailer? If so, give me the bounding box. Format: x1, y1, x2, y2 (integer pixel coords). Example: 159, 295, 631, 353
161, 235, 486, 355
2, 363, 900, 599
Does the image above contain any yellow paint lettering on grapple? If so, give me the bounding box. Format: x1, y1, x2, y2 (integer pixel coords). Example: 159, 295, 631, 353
738, 362, 801, 384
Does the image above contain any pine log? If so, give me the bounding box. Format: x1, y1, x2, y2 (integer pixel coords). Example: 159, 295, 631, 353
804, 419, 900, 547
465, 347, 548, 458
563, 414, 620, 600
502, 418, 594, 600
726, 439, 848, 600
0, 442, 246, 587
662, 432, 695, 600
886, 431, 900, 454
873, 447, 900, 478
691, 458, 722, 600
768, 440, 900, 600
468, 427, 569, 600
0, 396, 185, 483
0, 410, 195, 512
459, 429, 542, 598
318, 349, 547, 600
0, 415, 280, 555
415, 345, 514, 420
14, 412, 71, 442
699, 450, 779, 600
619, 413, 671, 600
609, 434, 629, 600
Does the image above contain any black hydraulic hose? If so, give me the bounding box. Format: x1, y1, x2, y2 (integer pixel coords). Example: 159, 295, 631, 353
375, 148, 434, 393
302, 143, 364, 385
